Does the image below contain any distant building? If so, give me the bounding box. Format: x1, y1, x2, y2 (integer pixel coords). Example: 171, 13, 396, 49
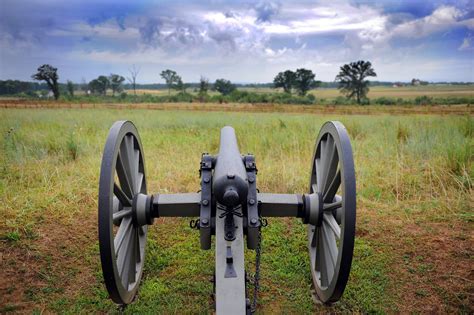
411, 78, 421, 86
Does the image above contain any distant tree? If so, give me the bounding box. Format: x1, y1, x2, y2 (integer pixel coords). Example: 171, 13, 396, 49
174, 77, 189, 93
80, 78, 89, 94
89, 75, 109, 95
273, 70, 296, 94
66, 80, 74, 96
160, 69, 180, 95
31, 64, 60, 100
109, 74, 125, 96
199, 76, 209, 95
294, 68, 318, 96
127, 65, 140, 96
197, 76, 209, 102
335, 60, 377, 104
0, 80, 32, 95
214, 79, 235, 96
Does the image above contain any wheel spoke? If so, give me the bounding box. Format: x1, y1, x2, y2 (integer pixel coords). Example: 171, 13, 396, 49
114, 183, 132, 206
136, 172, 144, 194
321, 223, 337, 281
128, 230, 136, 284
125, 135, 138, 194
116, 151, 134, 198
113, 208, 132, 224
113, 196, 121, 214
311, 226, 318, 247
323, 200, 342, 212
117, 223, 135, 288
135, 228, 141, 263
321, 136, 339, 197
314, 158, 322, 193
318, 228, 330, 286
114, 217, 133, 255
133, 150, 140, 192
323, 170, 341, 203
323, 213, 341, 239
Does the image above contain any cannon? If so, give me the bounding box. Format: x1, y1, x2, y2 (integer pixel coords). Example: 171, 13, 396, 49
98, 120, 356, 313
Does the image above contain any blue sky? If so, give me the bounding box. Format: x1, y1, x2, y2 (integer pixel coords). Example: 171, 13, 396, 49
0, 0, 473, 83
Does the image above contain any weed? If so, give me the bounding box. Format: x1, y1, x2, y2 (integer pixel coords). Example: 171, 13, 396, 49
396, 122, 409, 143
66, 132, 79, 160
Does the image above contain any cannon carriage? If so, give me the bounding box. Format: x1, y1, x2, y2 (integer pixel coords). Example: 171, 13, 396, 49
98, 120, 356, 313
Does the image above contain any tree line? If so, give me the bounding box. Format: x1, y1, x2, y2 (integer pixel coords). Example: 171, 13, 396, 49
24, 60, 378, 104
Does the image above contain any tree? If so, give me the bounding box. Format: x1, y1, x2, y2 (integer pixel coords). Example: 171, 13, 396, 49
197, 76, 209, 102
174, 78, 189, 93
273, 70, 295, 94
160, 69, 180, 95
335, 60, 377, 104
214, 79, 235, 96
294, 68, 318, 96
109, 74, 125, 96
89, 75, 109, 95
31, 64, 60, 100
66, 80, 74, 96
127, 65, 140, 97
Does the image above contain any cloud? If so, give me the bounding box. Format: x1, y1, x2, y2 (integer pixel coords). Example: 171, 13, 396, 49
458, 35, 473, 50
1, 0, 473, 82
254, 1, 281, 22
391, 5, 472, 38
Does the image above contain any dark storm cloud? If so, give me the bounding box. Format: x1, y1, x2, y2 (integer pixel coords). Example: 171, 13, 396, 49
254, 1, 281, 22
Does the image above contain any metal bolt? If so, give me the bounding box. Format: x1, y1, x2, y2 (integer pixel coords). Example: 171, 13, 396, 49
227, 173, 235, 179
202, 199, 209, 206
203, 177, 210, 183
201, 218, 209, 225
250, 218, 258, 225
249, 199, 255, 205
248, 176, 254, 183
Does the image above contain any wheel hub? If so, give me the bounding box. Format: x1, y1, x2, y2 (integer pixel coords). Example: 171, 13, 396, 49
133, 193, 153, 226
303, 192, 324, 226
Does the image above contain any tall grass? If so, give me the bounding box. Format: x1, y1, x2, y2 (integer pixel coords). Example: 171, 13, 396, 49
0, 109, 472, 313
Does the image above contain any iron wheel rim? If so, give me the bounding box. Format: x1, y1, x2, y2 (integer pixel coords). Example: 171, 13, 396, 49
98, 120, 148, 304
307, 121, 356, 304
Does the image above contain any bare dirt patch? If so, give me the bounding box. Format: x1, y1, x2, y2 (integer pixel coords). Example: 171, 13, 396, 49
360, 205, 473, 313
1, 206, 98, 313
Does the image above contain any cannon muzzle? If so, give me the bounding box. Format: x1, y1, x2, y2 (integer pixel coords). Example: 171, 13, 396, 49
212, 126, 248, 208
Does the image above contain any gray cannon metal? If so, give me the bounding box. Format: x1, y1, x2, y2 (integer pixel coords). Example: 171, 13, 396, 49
98, 121, 356, 313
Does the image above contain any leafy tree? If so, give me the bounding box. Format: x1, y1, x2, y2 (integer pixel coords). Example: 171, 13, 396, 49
335, 60, 377, 104
214, 79, 235, 96
0, 80, 32, 95
294, 68, 318, 96
31, 64, 60, 100
66, 80, 74, 96
109, 74, 125, 96
160, 69, 180, 95
174, 78, 189, 93
89, 75, 109, 95
199, 76, 209, 95
273, 70, 295, 94
127, 65, 140, 96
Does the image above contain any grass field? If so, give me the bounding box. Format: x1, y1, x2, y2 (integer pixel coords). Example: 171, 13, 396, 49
128, 84, 474, 100
1, 108, 473, 313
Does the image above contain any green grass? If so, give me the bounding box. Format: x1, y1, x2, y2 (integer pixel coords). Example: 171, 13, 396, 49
0, 108, 472, 313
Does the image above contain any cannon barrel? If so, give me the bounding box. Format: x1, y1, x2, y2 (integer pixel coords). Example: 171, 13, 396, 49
213, 126, 248, 208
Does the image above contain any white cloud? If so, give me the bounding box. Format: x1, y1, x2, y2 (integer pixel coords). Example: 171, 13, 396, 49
458, 35, 473, 50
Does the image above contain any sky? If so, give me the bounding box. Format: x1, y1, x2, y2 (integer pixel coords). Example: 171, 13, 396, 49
0, 0, 473, 83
